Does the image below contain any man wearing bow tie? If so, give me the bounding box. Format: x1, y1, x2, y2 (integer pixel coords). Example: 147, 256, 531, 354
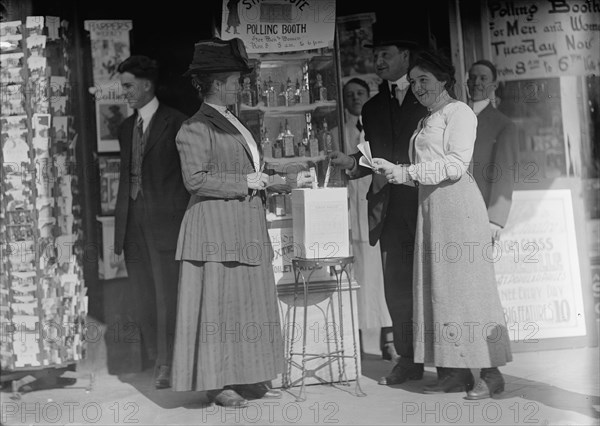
113, 55, 189, 389
329, 27, 428, 386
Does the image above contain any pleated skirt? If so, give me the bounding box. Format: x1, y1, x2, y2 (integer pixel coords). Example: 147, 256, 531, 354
172, 259, 284, 391
413, 173, 513, 368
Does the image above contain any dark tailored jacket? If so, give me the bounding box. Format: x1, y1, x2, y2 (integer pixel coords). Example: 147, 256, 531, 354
114, 103, 189, 255
350, 82, 428, 246
174, 103, 273, 265
470, 104, 518, 228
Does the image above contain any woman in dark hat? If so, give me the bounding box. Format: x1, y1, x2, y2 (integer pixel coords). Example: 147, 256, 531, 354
171, 37, 283, 408
373, 49, 512, 399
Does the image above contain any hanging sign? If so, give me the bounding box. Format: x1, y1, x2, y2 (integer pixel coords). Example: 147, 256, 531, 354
220, 0, 336, 53
487, 0, 600, 80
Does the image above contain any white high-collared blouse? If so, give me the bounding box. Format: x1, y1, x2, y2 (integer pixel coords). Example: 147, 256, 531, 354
408, 97, 478, 185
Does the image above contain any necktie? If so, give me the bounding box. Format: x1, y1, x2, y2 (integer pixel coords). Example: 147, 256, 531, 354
130, 115, 144, 199
390, 84, 398, 100
356, 118, 363, 132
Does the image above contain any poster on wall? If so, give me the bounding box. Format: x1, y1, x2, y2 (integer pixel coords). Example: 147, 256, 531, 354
95, 100, 131, 152
486, 0, 600, 80
494, 189, 587, 342
84, 20, 132, 86
219, 0, 336, 53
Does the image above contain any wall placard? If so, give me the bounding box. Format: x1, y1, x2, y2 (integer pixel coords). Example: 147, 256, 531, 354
487, 0, 600, 80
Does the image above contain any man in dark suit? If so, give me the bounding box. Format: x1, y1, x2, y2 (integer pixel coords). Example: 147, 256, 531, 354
329, 28, 428, 385
113, 55, 189, 389
467, 59, 518, 240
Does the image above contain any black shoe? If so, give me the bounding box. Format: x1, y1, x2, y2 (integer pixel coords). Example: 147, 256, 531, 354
423, 368, 474, 394
378, 362, 424, 385
154, 365, 171, 389
465, 368, 505, 400
234, 382, 282, 399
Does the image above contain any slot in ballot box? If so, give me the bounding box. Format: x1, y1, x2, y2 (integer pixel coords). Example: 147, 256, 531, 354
291, 188, 350, 259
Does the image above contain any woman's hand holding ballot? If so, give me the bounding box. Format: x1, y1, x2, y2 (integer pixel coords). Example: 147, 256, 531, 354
247, 171, 270, 190
372, 158, 411, 185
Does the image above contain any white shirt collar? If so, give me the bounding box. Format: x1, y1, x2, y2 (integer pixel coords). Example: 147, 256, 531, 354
472, 99, 490, 115
389, 74, 409, 94
137, 96, 159, 128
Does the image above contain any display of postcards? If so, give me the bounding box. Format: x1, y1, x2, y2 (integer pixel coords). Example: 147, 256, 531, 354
1, 83, 25, 115
0, 20, 22, 38
6, 209, 33, 226
2, 133, 29, 164
32, 113, 51, 138
4, 186, 33, 208
32, 137, 50, 158
58, 215, 74, 236
0, 66, 24, 84
57, 195, 73, 216
27, 56, 47, 80
49, 76, 67, 97
25, 16, 44, 35
29, 77, 50, 113
50, 96, 67, 115
6, 224, 35, 241
26, 35, 46, 58
0, 52, 24, 68
10, 270, 37, 293
38, 219, 55, 238
46, 16, 60, 40
14, 333, 41, 367
1, 114, 27, 133
12, 301, 37, 316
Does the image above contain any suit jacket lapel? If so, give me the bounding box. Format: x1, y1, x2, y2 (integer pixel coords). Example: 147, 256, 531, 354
143, 105, 167, 156
121, 115, 135, 165
201, 103, 253, 162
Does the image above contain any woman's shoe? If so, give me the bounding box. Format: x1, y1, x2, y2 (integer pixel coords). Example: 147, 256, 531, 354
234, 382, 282, 400
465, 368, 505, 400
209, 388, 249, 408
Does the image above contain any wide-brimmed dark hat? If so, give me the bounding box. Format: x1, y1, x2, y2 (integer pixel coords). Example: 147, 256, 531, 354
363, 22, 421, 49
183, 37, 253, 76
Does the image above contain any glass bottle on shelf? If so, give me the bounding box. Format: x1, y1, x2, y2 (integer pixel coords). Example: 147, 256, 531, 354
240, 77, 255, 107
320, 118, 333, 154
298, 128, 308, 157
266, 77, 276, 107
261, 126, 273, 157
314, 73, 327, 102
285, 78, 297, 106
282, 119, 295, 158
308, 128, 320, 157
273, 122, 284, 158
294, 79, 302, 104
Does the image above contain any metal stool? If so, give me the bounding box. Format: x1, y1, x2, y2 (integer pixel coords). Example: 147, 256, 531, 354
283, 256, 366, 401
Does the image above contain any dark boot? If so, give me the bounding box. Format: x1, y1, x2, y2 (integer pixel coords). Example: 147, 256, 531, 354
423, 368, 474, 394
465, 367, 505, 400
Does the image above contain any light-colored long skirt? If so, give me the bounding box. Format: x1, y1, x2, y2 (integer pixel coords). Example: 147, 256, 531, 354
172, 260, 284, 391
413, 173, 513, 368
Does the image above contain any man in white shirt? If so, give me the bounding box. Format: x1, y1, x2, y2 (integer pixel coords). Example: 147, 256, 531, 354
114, 55, 189, 389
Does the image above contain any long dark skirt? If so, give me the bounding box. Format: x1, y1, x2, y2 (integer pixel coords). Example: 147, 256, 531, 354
172, 260, 284, 391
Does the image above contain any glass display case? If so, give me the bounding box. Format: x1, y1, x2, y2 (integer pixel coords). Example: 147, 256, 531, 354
236, 48, 344, 283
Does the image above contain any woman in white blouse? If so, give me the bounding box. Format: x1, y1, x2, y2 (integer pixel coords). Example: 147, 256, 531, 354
373, 50, 512, 400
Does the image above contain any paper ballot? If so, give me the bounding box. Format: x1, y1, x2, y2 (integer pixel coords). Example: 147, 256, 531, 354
357, 141, 376, 170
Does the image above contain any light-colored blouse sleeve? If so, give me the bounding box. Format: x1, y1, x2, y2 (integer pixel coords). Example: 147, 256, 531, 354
409, 102, 477, 185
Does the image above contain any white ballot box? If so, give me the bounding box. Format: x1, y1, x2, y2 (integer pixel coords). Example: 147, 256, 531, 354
291, 188, 350, 259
